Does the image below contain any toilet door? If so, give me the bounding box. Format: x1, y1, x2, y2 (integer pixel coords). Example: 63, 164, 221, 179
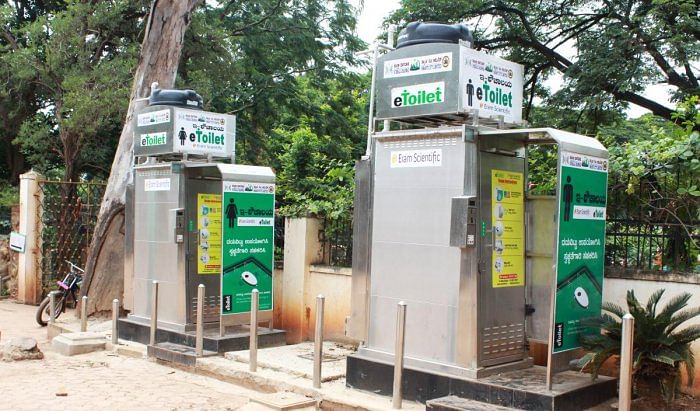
478, 152, 527, 366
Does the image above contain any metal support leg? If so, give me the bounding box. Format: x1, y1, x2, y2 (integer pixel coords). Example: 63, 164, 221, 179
150, 280, 159, 347
111, 299, 119, 345
249, 289, 259, 372
196, 284, 205, 357
49, 291, 57, 324
392, 302, 407, 409
619, 313, 635, 411
80, 295, 88, 332
313, 294, 325, 389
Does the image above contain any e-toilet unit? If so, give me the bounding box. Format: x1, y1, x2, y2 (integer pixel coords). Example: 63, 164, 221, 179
125, 88, 276, 333
347, 23, 608, 381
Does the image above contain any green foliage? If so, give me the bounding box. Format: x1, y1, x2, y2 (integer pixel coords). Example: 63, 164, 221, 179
271, 72, 367, 240
2, 0, 147, 181
0, 181, 18, 207
579, 289, 700, 402
601, 97, 699, 268
276, 126, 355, 222
178, 0, 366, 164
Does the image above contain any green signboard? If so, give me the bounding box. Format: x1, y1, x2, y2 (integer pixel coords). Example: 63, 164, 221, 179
552, 150, 608, 353
220, 181, 275, 315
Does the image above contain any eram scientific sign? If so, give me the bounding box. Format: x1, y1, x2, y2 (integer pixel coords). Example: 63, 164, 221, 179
220, 181, 275, 315
174, 109, 230, 156
390, 149, 442, 168
491, 170, 524, 287
461, 47, 523, 124
384, 52, 453, 78
552, 151, 608, 353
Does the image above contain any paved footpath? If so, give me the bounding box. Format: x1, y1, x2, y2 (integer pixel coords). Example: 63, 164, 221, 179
0, 299, 257, 411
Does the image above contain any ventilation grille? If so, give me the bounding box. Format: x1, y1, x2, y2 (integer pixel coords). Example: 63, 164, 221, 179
481, 323, 525, 360
191, 295, 220, 323
382, 137, 458, 149
137, 168, 172, 177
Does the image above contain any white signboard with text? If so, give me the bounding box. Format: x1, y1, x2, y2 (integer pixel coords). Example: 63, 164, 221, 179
460, 47, 524, 124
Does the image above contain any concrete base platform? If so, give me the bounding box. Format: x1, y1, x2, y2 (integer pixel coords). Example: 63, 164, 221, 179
346, 354, 617, 410
147, 342, 217, 366
427, 396, 517, 410
51, 332, 106, 356
118, 317, 286, 353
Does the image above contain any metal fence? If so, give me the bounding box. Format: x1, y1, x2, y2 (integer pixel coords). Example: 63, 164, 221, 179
36, 180, 106, 291
605, 172, 699, 273
0, 205, 10, 236
320, 217, 353, 267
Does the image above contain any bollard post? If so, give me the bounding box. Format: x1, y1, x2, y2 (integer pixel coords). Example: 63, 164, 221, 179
49, 291, 57, 324
111, 299, 119, 345
150, 280, 159, 347
196, 284, 205, 357
392, 301, 407, 409
80, 295, 88, 332
619, 313, 635, 411
249, 289, 259, 372
313, 294, 325, 389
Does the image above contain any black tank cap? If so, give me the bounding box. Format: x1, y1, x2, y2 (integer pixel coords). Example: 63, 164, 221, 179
396, 22, 473, 49
149, 88, 203, 109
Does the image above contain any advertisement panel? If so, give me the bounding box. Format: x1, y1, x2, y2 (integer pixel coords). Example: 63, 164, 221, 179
174, 108, 231, 156
460, 47, 523, 124
491, 170, 525, 287
383, 52, 453, 78
552, 151, 608, 352
220, 181, 275, 315
197, 194, 222, 274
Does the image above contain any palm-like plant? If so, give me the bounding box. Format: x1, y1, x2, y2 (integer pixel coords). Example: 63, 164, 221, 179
579, 289, 700, 402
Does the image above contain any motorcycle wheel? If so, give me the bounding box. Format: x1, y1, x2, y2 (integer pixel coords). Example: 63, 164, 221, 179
35, 294, 66, 327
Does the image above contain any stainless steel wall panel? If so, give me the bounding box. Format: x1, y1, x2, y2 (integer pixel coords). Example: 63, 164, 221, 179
348, 158, 372, 342
368, 132, 466, 366
132, 164, 187, 328
369, 294, 457, 362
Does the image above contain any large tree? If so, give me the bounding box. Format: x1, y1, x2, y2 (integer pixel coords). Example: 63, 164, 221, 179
387, 0, 700, 122
82, 0, 203, 313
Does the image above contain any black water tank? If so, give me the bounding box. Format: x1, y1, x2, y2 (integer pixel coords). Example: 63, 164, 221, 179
396, 22, 473, 49
149, 88, 203, 109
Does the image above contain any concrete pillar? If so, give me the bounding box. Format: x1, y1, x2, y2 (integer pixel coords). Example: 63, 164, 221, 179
17, 170, 43, 305
281, 217, 323, 343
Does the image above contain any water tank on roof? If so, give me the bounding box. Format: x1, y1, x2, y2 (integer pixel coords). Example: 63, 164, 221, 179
149, 87, 203, 109
396, 22, 473, 49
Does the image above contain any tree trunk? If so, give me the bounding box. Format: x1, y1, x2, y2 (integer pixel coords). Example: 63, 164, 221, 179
81, 0, 202, 315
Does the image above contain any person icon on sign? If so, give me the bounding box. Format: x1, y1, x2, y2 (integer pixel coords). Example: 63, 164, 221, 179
178, 127, 187, 145
226, 198, 238, 229
563, 176, 574, 222
466, 79, 475, 107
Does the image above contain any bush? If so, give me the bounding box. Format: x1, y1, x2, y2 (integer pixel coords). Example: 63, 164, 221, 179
579, 289, 700, 402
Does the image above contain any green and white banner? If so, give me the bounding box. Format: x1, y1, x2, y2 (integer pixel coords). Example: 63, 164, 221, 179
220, 181, 275, 315
552, 151, 608, 353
